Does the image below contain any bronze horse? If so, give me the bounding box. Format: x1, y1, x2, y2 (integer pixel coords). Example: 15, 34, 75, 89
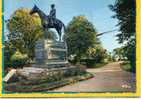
30, 5, 65, 41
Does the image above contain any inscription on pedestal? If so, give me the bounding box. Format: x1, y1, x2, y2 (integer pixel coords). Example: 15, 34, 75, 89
35, 40, 45, 64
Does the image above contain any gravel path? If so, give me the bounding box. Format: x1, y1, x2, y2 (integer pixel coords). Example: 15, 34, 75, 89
51, 62, 136, 92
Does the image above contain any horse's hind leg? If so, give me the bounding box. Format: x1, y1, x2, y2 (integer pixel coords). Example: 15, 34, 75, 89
58, 30, 61, 41
56, 28, 61, 42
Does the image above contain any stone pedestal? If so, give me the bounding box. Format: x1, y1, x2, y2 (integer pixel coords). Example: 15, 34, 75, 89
34, 39, 68, 68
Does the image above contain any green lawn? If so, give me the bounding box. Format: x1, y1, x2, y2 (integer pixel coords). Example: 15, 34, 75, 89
120, 61, 132, 72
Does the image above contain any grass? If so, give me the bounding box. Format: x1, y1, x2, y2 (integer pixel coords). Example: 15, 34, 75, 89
120, 61, 132, 72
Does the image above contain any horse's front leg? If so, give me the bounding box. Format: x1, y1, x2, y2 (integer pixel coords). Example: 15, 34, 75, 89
42, 24, 48, 31
42, 24, 47, 30
41, 24, 48, 39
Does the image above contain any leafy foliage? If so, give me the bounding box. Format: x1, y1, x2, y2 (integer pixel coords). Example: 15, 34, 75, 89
109, 0, 135, 43
5, 48, 28, 68
87, 45, 107, 63
10, 51, 28, 68
109, 0, 136, 72
121, 61, 132, 72
122, 38, 136, 72
113, 47, 125, 61
4, 41, 16, 68
64, 16, 97, 62
7, 8, 43, 60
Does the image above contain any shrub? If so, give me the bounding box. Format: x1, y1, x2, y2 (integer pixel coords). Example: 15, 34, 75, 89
7, 51, 28, 68
79, 59, 96, 68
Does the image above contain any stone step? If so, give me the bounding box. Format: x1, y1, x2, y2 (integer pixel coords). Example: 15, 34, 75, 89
32, 62, 69, 68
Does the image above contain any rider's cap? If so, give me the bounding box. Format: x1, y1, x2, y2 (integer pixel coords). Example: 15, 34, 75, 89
51, 4, 55, 8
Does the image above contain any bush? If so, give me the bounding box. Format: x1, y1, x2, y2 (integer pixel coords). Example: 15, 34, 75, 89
80, 59, 107, 68
79, 59, 96, 68
120, 61, 133, 72
85, 59, 96, 68
63, 66, 86, 77
64, 68, 77, 77
6, 51, 28, 68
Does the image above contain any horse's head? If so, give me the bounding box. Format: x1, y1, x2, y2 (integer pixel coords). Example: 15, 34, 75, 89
30, 4, 38, 15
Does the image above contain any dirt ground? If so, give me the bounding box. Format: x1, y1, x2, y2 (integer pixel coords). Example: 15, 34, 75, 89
51, 62, 136, 92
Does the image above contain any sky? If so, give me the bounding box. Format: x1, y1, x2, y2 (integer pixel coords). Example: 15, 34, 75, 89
4, 0, 122, 52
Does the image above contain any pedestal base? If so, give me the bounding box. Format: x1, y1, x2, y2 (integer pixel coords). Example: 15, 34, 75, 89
34, 39, 68, 68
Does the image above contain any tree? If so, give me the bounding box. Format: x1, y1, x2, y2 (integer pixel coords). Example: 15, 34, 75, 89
109, 0, 136, 72
109, 0, 135, 42
64, 16, 97, 62
113, 47, 125, 61
4, 41, 16, 68
7, 8, 43, 60
87, 44, 107, 63
122, 38, 135, 71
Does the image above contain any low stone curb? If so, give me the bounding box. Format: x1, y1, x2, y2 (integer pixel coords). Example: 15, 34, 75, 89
5, 72, 93, 93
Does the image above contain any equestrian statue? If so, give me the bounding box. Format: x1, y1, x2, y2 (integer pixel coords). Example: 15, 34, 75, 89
30, 4, 65, 41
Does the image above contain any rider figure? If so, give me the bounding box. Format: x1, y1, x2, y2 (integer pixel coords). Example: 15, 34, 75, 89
49, 4, 56, 26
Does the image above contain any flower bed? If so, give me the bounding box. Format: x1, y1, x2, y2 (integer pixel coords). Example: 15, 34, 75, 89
4, 72, 93, 93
